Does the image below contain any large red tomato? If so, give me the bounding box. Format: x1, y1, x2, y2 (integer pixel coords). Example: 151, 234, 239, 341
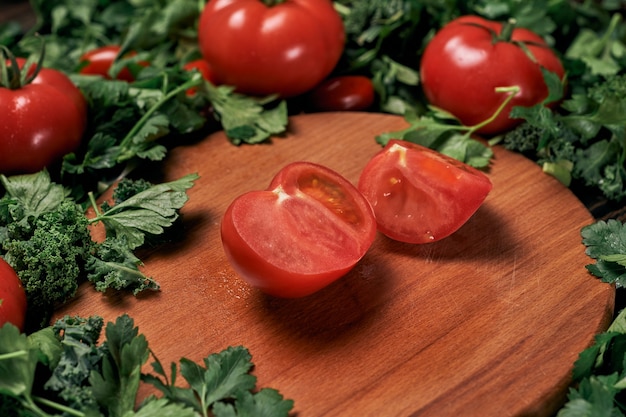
0, 258, 27, 331
358, 140, 493, 244
0, 58, 87, 174
221, 161, 376, 298
420, 15, 565, 135
198, 0, 345, 98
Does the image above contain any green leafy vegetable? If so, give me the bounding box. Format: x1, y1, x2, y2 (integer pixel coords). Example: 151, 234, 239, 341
0, 314, 294, 417
581, 219, 626, 287
0, 171, 197, 330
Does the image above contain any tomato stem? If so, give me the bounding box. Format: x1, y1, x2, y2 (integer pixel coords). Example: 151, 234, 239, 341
466, 85, 520, 134
0, 37, 46, 89
497, 18, 517, 43
260, 0, 287, 6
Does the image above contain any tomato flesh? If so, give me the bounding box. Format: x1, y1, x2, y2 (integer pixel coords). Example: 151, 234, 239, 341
0, 258, 27, 331
221, 161, 376, 298
358, 140, 493, 244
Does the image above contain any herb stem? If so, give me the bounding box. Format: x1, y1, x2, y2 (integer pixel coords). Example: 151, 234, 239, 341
87, 191, 102, 223
117, 73, 204, 162
32, 395, 86, 417
0, 349, 28, 361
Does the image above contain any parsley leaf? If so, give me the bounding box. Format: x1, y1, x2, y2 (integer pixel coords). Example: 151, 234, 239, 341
145, 345, 294, 416
581, 219, 626, 287
89, 173, 199, 250
207, 84, 289, 145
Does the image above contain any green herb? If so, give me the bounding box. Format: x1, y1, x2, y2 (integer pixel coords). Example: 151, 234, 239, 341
557, 308, 626, 416
0, 314, 293, 417
0, 171, 197, 330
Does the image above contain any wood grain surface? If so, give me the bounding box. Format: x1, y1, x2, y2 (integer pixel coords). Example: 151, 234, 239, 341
55, 112, 615, 417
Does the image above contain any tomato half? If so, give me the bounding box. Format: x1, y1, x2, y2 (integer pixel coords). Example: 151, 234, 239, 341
308, 75, 375, 112
358, 140, 493, 244
79, 45, 146, 82
198, 0, 345, 98
221, 161, 377, 298
0, 258, 27, 331
0, 58, 87, 174
420, 15, 565, 135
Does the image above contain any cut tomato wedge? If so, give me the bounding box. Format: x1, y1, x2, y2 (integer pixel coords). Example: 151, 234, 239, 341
358, 140, 493, 244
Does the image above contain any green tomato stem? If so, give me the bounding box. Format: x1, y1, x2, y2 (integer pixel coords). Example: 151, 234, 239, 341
465, 85, 520, 135
260, 0, 287, 6
497, 18, 517, 43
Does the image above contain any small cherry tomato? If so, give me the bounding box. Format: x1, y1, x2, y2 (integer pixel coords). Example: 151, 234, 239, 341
79, 45, 146, 82
183, 59, 218, 96
308, 75, 375, 111
420, 15, 565, 135
183, 59, 217, 84
0, 258, 27, 331
358, 140, 493, 244
0, 58, 87, 174
221, 161, 377, 298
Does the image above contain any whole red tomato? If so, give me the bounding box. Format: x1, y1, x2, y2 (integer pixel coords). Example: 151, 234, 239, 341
0, 58, 87, 174
358, 140, 492, 244
198, 0, 345, 98
221, 161, 376, 298
79, 45, 146, 82
420, 15, 565, 135
308, 75, 375, 112
0, 258, 27, 331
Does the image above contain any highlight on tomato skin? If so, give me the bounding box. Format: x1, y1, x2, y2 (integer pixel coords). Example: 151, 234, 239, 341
358, 140, 493, 244
220, 161, 377, 298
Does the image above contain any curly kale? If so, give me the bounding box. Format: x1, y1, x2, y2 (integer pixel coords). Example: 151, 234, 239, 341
502, 121, 578, 164
0, 171, 196, 330
1, 198, 94, 329
43, 316, 106, 414
86, 236, 159, 294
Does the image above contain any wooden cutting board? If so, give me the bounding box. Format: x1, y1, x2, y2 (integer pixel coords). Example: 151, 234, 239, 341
55, 112, 615, 417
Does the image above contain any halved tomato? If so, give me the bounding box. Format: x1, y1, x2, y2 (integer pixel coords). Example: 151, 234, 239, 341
221, 161, 377, 298
358, 140, 493, 244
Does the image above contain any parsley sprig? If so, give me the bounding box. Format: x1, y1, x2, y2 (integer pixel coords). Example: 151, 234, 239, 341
0, 314, 294, 417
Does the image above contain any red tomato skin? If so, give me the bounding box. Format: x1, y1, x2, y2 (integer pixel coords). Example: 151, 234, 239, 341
309, 75, 375, 111
198, 0, 345, 98
221, 162, 376, 298
183, 59, 218, 96
0, 60, 87, 174
420, 15, 565, 135
0, 258, 27, 332
358, 140, 493, 244
79, 45, 143, 82
183, 59, 218, 84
